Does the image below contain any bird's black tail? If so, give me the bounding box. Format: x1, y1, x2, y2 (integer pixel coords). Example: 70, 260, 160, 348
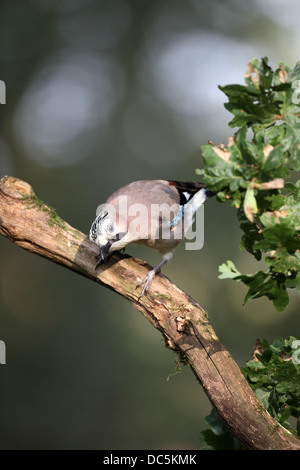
167, 180, 215, 204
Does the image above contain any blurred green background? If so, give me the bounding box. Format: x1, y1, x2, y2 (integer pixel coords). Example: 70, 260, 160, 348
0, 0, 299, 450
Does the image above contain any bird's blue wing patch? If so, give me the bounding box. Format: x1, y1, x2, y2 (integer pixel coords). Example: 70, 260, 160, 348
169, 206, 184, 227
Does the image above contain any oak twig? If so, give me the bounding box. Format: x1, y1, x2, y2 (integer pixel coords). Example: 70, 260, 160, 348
0, 176, 299, 450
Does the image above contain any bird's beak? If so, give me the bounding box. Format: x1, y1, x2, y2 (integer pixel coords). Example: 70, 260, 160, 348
100, 241, 112, 261
95, 241, 112, 270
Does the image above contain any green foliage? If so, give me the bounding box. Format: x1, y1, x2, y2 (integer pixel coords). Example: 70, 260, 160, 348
241, 336, 300, 437
199, 57, 300, 311
199, 409, 243, 450
200, 336, 300, 449
199, 61, 300, 450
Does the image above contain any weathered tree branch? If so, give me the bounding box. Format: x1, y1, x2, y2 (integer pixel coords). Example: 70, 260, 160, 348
0, 176, 299, 450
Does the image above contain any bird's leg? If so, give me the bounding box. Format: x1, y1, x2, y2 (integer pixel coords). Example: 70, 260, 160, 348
136, 252, 173, 299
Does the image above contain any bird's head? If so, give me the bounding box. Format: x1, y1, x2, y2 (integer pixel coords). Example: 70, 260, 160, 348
89, 210, 127, 262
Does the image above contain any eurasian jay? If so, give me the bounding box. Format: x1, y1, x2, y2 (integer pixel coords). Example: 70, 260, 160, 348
89, 180, 214, 297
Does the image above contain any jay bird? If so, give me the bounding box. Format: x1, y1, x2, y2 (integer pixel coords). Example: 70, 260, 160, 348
89, 180, 214, 297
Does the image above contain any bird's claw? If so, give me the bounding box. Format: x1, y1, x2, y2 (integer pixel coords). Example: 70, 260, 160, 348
136, 270, 156, 299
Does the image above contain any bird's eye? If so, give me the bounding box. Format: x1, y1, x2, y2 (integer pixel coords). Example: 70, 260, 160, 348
108, 223, 115, 233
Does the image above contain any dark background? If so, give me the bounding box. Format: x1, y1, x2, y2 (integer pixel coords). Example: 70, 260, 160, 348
0, 0, 299, 450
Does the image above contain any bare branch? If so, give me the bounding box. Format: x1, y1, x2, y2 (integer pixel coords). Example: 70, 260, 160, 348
0, 176, 299, 450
